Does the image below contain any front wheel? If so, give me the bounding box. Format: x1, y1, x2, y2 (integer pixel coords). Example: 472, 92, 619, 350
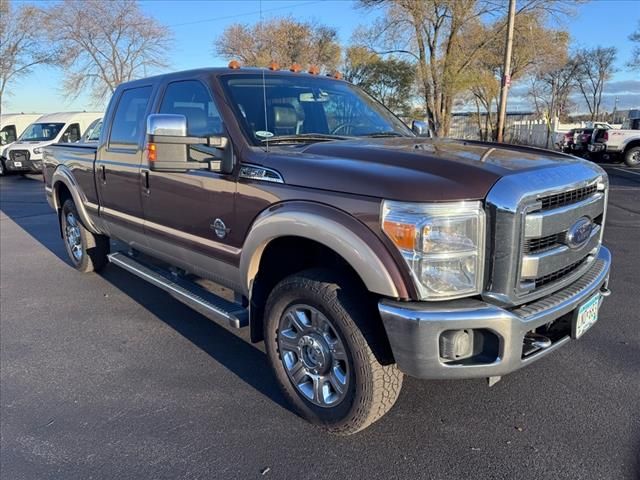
624, 146, 640, 168
60, 199, 109, 272
264, 269, 403, 435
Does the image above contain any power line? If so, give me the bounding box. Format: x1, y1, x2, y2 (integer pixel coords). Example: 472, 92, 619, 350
165, 0, 323, 28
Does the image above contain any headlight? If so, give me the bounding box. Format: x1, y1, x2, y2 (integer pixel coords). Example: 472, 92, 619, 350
381, 200, 486, 300
33, 147, 42, 154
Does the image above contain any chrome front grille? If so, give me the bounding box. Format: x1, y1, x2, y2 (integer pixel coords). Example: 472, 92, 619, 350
484, 162, 608, 306
538, 184, 598, 211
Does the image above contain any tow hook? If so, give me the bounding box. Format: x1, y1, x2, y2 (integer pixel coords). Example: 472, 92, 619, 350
600, 286, 612, 297
524, 332, 552, 350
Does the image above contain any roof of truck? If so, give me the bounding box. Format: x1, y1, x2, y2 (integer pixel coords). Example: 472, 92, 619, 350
119, 66, 345, 88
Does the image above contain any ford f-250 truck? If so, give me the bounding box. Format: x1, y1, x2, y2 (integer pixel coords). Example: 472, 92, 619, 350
43, 66, 612, 435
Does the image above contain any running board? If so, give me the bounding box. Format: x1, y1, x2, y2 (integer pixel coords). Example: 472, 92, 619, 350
107, 252, 248, 328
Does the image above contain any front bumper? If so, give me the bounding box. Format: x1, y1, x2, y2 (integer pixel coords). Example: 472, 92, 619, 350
5, 158, 43, 173
380, 246, 611, 379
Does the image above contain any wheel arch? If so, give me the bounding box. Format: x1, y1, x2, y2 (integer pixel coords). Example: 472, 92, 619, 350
241, 202, 411, 343
51, 165, 99, 233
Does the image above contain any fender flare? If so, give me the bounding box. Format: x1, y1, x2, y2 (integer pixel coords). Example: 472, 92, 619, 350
240, 201, 410, 299
51, 165, 100, 233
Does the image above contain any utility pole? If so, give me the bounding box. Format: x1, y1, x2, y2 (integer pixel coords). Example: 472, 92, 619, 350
496, 0, 516, 143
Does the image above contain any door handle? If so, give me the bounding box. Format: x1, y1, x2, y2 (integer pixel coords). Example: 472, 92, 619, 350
101, 165, 106, 183
143, 170, 150, 193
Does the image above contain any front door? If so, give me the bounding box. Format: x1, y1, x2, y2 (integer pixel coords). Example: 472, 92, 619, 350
141, 78, 240, 289
96, 85, 153, 247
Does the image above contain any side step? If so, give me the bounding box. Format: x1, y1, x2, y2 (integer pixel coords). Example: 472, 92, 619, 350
107, 252, 248, 329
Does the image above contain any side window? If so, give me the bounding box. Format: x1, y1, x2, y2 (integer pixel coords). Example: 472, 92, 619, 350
61, 123, 81, 143
109, 86, 153, 147
159, 80, 223, 137
0, 125, 17, 145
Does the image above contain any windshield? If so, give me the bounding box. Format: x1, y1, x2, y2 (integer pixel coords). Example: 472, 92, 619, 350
19, 123, 65, 142
220, 74, 412, 145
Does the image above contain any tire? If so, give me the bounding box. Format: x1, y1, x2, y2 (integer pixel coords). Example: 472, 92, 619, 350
624, 146, 640, 168
60, 199, 109, 273
264, 269, 403, 435
0, 159, 5, 176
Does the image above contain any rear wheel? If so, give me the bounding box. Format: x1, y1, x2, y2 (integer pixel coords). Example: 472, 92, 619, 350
624, 146, 640, 168
264, 269, 403, 435
60, 199, 109, 272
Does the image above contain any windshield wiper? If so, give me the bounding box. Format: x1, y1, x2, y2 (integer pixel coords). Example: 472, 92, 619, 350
358, 131, 405, 138
260, 133, 349, 144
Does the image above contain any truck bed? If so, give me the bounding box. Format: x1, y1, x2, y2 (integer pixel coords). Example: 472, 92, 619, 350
43, 143, 99, 210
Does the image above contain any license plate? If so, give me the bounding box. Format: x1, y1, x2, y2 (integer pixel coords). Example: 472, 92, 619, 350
13, 161, 22, 167
573, 293, 601, 338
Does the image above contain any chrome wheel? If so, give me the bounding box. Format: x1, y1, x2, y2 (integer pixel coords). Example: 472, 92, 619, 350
65, 212, 83, 262
277, 305, 349, 408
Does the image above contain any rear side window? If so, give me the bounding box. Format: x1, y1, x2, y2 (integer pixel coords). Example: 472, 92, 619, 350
159, 80, 223, 136
60, 123, 81, 143
109, 86, 152, 147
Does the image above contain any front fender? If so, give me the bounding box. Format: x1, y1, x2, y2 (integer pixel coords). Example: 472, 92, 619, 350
240, 201, 410, 299
51, 165, 100, 233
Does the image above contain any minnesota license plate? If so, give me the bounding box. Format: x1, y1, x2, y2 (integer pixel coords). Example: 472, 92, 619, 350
573, 293, 601, 338
14, 161, 22, 167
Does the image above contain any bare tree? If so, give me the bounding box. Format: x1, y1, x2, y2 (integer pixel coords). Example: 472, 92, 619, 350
628, 21, 640, 70
0, 0, 53, 113
215, 18, 341, 72
43, 0, 172, 104
357, 0, 576, 136
575, 46, 617, 121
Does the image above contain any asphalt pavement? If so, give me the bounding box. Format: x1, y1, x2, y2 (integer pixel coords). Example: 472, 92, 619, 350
1, 165, 639, 480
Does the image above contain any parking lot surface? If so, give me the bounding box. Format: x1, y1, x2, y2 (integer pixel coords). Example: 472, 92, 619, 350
1, 166, 639, 480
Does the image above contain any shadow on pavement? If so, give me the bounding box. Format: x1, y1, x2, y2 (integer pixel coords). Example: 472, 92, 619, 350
0, 174, 291, 413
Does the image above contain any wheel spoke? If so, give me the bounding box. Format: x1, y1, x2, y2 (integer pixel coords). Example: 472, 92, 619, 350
329, 367, 346, 395
331, 342, 347, 362
290, 361, 308, 385
278, 330, 299, 353
312, 375, 326, 405
291, 310, 309, 332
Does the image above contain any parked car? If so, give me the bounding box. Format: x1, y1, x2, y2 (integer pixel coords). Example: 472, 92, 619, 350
0, 113, 42, 175
589, 114, 640, 167
3, 111, 102, 174
43, 66, 612, 434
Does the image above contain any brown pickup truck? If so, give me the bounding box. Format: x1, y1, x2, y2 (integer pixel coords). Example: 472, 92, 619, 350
43, 66, 612, 435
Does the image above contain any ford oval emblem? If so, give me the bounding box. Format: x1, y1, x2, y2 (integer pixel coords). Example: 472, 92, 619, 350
566, 217, 593, 249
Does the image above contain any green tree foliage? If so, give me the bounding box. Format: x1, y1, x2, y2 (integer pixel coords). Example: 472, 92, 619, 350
343, 47, 415, 116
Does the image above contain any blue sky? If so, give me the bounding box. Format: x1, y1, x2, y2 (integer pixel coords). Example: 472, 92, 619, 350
7, 0, 640, 115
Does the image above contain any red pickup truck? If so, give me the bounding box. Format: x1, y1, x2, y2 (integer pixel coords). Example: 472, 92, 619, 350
43, 66, 612, 434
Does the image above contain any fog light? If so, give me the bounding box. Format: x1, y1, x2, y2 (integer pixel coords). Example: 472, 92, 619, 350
440, 329, 474, 361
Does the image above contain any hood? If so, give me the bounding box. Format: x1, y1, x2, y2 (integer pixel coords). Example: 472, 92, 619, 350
261, 138, 587, 202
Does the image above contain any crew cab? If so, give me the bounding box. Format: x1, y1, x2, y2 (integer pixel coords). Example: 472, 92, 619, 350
43, 66, 612, 434
4, 111, 102, 174
0, 113, 42, 175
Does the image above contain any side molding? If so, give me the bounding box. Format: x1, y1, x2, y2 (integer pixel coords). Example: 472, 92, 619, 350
240, 202, 405, 299
51, 165, 100, 233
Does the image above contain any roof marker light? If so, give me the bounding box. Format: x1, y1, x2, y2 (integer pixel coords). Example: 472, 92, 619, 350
290, 63, 302, 73
228, 60, 241, 69
308, 65, 320, 75
268, 61, 279, 71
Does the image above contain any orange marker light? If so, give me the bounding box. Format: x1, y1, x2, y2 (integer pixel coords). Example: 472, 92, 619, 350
268, 61, 279, 70
382, 220, 416, 250
308, 65, 320, 75
228, 60, 241, 69
147, 143, 157, 163
332, 71, 343, 80
290, 63, 302, 73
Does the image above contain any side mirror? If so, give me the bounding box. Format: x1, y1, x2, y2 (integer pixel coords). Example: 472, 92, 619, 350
412, 120, 432, 138
146, 114, 233, 173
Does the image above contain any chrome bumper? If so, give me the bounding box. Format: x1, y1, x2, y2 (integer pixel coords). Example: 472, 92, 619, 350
379, 246, 611, 379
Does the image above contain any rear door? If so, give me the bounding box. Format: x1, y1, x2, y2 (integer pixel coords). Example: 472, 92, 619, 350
96, 85, 154, 245
141, 78, 239, 287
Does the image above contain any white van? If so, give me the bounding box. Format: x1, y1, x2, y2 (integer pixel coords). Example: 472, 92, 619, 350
3, 111, 102, 174
0, 114, 43, 173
